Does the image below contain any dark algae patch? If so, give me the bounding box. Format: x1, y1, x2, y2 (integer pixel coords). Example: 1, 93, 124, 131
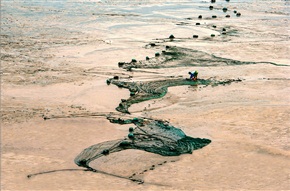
107, 77, 242, 114
74, 117, 211, 168
118, 46, 283, 70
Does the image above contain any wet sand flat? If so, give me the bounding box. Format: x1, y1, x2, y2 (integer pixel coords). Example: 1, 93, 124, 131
1, 0, 290, 190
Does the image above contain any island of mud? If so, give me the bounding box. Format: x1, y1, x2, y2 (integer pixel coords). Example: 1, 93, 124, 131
117, 46, 284, 71
107, 77, 242, 114
75, 117, 211, 171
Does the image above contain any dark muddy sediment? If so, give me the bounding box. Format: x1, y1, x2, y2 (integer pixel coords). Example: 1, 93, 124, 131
75, 117, 211, 171
107, 77, 242, 114
118, 46, 285, 71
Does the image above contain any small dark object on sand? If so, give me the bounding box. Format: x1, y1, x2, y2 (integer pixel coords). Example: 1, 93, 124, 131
146, 56, 150, 60
236, 12, 241, 17
129, 127, 134, 132
211, 0, 216, 3
198, 15, 202, 19
196, 22, 201, 25
149, 43, 156, 47
128, 133, 134, 140
193, 35, 199, 38
131, 59, 137, 63
212, 15, 217, 18
226, 0, 230, 2
212, 25, 217, 28
155, 52, 160, 57
120, 141, 131, 147
113, 76, 119, 80
211, 34, 215, 37
169, 34, 175, 39
209, 5, 214, 10
118, 62, 125, 67
225, 14, 230, 18
43, 116, 49, 120
222, 32, 227, 35
102, 149, 110, 155
166, 45, 170, 49
222, 28, 226, 31
222, 8, 228, 12
233, 10, 237, 13
130, 92, 135, 96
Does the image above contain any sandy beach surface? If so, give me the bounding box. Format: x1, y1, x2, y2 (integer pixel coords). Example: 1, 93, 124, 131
1, 0, 290, 190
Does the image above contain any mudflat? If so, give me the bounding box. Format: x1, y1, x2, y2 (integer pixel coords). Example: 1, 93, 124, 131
1, 0, 290, 190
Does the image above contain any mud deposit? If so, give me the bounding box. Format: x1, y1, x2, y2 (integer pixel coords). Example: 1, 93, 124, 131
118, 46, 286, 71
108, 77, 242, 113
75, 117, 211, 169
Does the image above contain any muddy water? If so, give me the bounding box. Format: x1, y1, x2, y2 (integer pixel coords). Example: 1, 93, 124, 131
1, 0, 290, 190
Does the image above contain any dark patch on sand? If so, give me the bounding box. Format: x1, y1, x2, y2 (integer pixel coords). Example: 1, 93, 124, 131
74, 116, 211, 170
118, 46, 285, 70
107, 77, 242, 114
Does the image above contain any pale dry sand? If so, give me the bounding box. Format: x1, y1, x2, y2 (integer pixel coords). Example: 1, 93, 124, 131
1, 0, 290, 190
